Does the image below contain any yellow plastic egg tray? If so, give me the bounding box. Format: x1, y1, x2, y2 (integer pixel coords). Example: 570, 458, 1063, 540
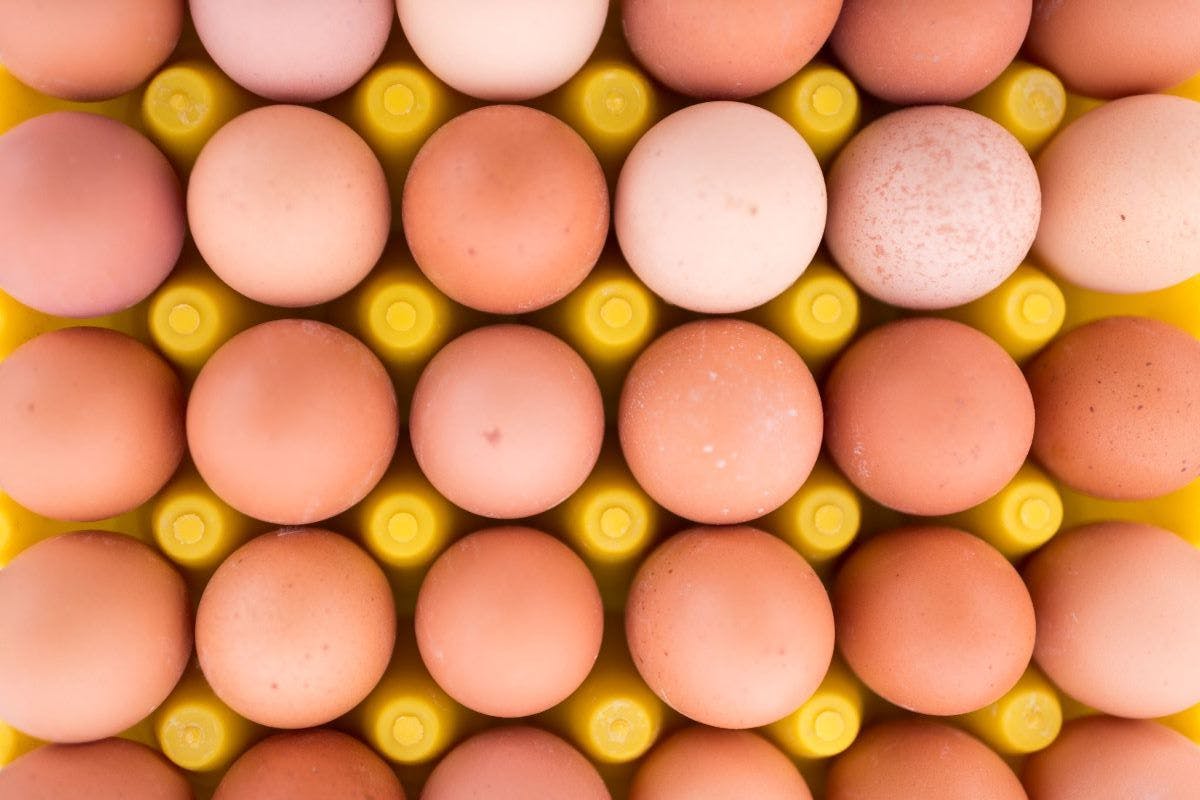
3, 8, 1200, 799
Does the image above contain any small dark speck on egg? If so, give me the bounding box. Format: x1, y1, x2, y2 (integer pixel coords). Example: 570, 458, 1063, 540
1089, 406, 1095, 412
270, 682, 278, 690
483, 427, 502, 445
1120, 214, 1126, 221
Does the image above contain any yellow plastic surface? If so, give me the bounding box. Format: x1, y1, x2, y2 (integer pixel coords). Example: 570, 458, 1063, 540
151, 468, 264, 571
0, 491, 150, 567
0, 65, 141, 134
763, 459, 861, 566
1058, 475, 1200, 548
761, 63, 861, 164
1160, 701, 1200, 745
963, 61, 1066, 153
957, 668, 1063, 755
0, 721, 40, 768
938, 263, 1066, 363
554, 60, 658, 177
142, 61, 255, 172
764, 659, 863, 759
155, 668, 261, 773
1057, 271, 1200, 341
1166, 70, 1200, 103
747, 260, 860, 372
1, 290, 149, 361
941, 463, 1064, 559
1060, 91, 1104, 126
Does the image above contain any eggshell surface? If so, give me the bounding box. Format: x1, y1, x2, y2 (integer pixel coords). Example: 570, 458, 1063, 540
0, 112, 185, 318
615, 102, 826, 313
824, 318, 1034, 515
0, 532, 191, 743
626, 526, 834, 729
1033, 94, 1200, 294
630, 728, 812, 800
415, 527, 603, 717
0, 738, 191, 800
1024, 521, 1200, 718
826, 105, 1040, 309
619, 319, 822, 524
196, 529, 396, 729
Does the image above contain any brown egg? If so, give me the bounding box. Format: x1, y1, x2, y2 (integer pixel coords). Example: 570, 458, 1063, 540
1024, 521, 1200, 718
622, 0, 842, 98
196, 529, 395, 729
1033, 95, 1200, 294
0, 328, 185, 522
833, 526, 1035, 715
0, 739, 191, 800
0, 0, 180, 101
409, 325, 604, 519
1027, 316, 1200, 500
0, 112, 184, 318
415, 527, 603, 717
422, 727, 609, 800
826, 105, 1040, 309
403, 105, 608, 314
0, 532, 191, 743
824, 318, 1034, 516
630, 727, 812, 800
187, 319, 398, 525
626, 526, 834, 729
213, 729, 404, 800
619, 319, 822, 524
188, 105, 389, 307
1025, 0, 1200, 98
827, 720, 1027, 800
1023, 717, 1200, 800
830, 0, 1031, 104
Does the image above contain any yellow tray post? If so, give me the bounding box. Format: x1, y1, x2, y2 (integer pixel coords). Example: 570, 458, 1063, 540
940, 462, 1064, 559
937, 263, 1066, 363
762, 459, 861, 571
154, 665, 263, 774
758, 62, 862, 166
141, 60, 257, 174
955, 667, 1063, 755
151, 466, 267, 575
961, 61, 1067, 153
763, 658, 864, 760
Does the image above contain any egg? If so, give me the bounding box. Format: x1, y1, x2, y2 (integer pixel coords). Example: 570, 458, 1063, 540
830, 0, 1031, 104
1025, 0, 1200, 98
190, 0, 393, 102
1032, 94, 1200, 294
827, 720, 1027, 800
186, 319, 398, 525
196, 529, 395, 729
1027, 316, 1200, 500
618, 319, 823, 524
614, 102, 826, 313
409, 325, 604, 519
0, 738, 191, 800
0, 112, 184, 318
188, 105, 390, 307
0, 532, 191, 743
422, 727, 610, 800
1024, 521, 1200, 718
0, 0, 181, 101
626, 526, 834, 729
0, 328, 185, 522
630, 727, 812, 800
213, 729, 404, 800
415, 527, 603, 717
826, 105, 1040, 309
833, 526, 1035, 715
1023, 717, 1200, 800
824, 318, 1034, 516
622, 0, 842, 98
402, 105, 608, 314
397, 0, 608, 101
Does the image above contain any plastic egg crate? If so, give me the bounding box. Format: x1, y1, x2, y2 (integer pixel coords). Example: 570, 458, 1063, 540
3, 7, 1200, 799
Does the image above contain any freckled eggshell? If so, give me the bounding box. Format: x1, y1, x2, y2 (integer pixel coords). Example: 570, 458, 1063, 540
415, 527, 603, 717
1032, 95, 1200, 294
1023, 717, 1200, 800
196, 529, 396, 729
0, 0, 181, 101
186, 319, 398, 525
1025, 0, 1200, 98
403, 105, 609, 314
213, 729, 404, 800
824, 318, 1034, 516
409, 325, 604, 519
0, 112, 185, 318
618, 319, 822, 524
830, 0, 1031, 104
0, 328, 185, 522
190, 0, 393, 103
826, 105, 1040, 309
1024, 521, 1200, 719
615, 101, 826, 313
0, 738, 191, 800
630, 727, 813, 800
397, 0, 608, 101
423, 726, 609, 800
1027, 316, 1200, 500
626, 526, 834, 729
833, 526, 1036, 715
0, 532, 191, 744
827, 719, 1028, 800
622, 0, 842, 99
188, 105, 390, 307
